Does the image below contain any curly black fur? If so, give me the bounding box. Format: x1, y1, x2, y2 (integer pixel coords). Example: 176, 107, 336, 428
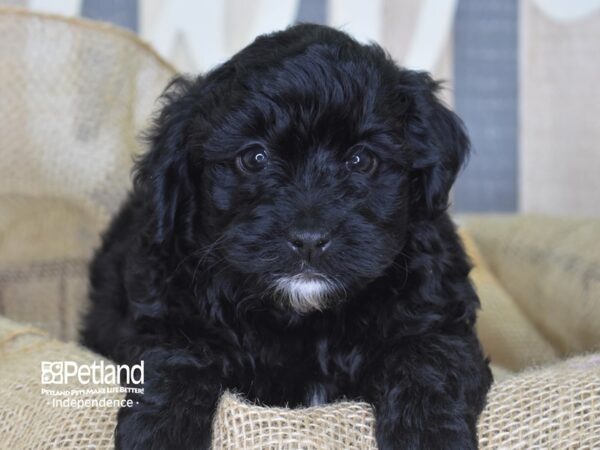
81, 24, 492, 450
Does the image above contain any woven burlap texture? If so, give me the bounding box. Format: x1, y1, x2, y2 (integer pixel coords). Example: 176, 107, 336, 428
1, 315, 599, 450
212, 393, 378, 450
0, 316, 121, 449
0, 8, 176, 341
460, 230, 559, 372
466, 215, 600, 356
214, 350, 600, 449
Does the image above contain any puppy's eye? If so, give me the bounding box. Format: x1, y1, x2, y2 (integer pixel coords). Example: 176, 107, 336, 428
345, 146, 378, 175
236, 145, 269, 173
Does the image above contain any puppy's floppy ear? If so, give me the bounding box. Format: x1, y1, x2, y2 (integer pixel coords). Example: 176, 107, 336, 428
402, 71, 470, 216
133, 76, 199, 243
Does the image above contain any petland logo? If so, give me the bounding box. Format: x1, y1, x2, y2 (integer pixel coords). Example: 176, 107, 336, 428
41, 360, 144, 385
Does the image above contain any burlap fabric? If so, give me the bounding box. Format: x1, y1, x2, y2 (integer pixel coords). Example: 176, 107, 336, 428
0, 316, 122, 449
465, 215, 600, 356
1, 315, 599, 449
212, 393, 378, 450
214, 351, 600, 449
477, 353, 600, 449
460, 230, 558, 372
0, 7, 176, 341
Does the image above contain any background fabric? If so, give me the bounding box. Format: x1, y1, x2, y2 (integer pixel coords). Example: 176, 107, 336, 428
0, 8, 175, 340
2, 0, 599, 217
465, 215, 600, 356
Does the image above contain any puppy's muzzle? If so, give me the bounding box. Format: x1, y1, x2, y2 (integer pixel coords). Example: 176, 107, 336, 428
287, 228, 332, 264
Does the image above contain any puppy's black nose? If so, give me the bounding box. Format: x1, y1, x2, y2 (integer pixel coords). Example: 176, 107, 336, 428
287, 229, 331, 263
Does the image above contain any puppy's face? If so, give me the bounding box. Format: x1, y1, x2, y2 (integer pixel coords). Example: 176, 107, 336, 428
144, 26, 468, 313
204, 99, 409, 312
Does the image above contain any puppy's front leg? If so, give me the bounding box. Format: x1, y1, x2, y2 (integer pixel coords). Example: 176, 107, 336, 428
115, 347, 226, 450
367, 333, 491, 450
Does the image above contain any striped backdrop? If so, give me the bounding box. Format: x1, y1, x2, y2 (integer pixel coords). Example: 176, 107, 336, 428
5, 0, 600, 216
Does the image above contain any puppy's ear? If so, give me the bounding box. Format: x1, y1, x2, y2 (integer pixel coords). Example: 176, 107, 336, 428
402, 71, 470, 216
133, 76, 199, 243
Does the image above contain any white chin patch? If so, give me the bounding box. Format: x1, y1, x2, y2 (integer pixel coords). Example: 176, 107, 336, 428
273, 275, 336, 313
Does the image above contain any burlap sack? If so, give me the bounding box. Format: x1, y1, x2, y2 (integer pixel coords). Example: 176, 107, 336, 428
212, 393, 378, 450
477, 353, 600, 449
0, 316, 121, 449
0, 8, 176, 341
465, 215, 600, 356
213, 352, 600, 450
459, 230, 558, 371
1, 316, 599, 450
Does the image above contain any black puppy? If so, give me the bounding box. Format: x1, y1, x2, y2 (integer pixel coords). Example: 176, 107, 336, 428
82, 24, 492, 450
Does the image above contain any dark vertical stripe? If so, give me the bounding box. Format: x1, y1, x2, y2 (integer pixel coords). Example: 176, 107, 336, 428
296, 0, 327, 24
82, 0, 138, 32
453, 0, 518, 212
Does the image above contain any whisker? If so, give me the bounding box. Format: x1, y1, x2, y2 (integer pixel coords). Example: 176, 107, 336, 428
169, 234, 229, 279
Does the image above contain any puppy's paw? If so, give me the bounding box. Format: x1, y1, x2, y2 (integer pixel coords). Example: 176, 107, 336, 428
376, 430, 477, 450
115, 404, 211, 450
